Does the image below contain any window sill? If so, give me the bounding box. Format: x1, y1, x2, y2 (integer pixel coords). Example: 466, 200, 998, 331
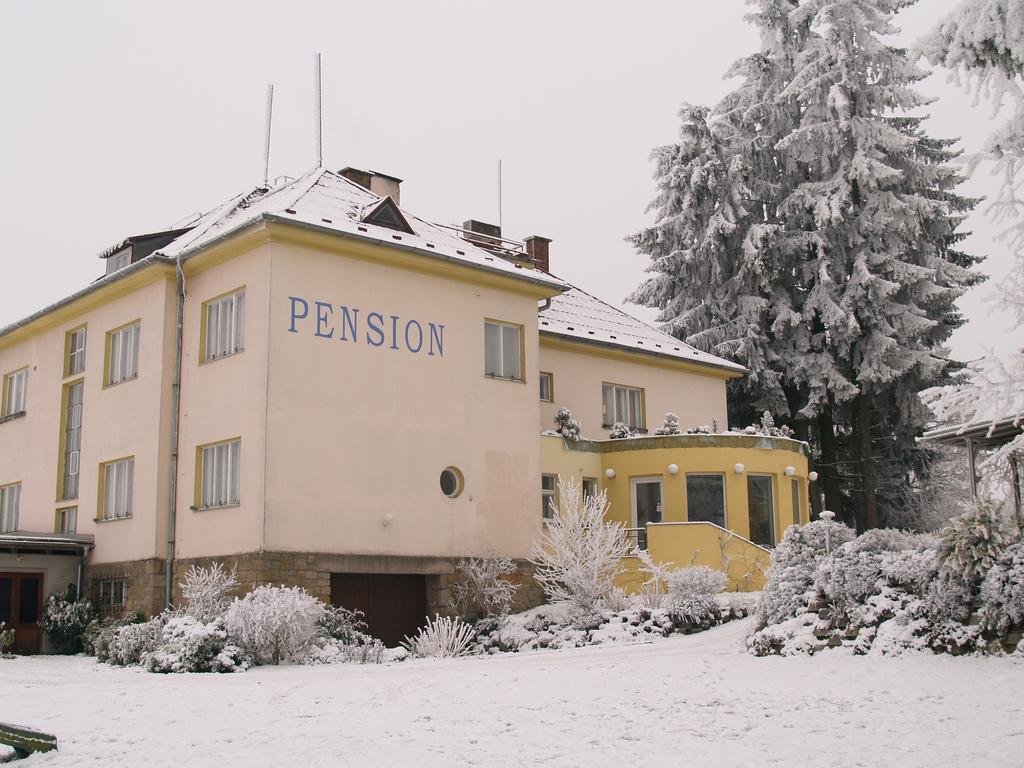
103, 374, 139, 390
193, 502, 241, 512
0, 410, 26, 425
200, 349, 245, 366
95, 515, 132, 523
484, 373, 525, 384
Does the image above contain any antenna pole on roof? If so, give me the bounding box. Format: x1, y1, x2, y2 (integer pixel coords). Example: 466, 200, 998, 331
314, 53, 323, 168
498, 158, 503, 230
262, 84, 274, 188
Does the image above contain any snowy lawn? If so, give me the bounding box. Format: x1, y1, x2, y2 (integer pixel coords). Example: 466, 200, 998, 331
3, 618, 1023, 768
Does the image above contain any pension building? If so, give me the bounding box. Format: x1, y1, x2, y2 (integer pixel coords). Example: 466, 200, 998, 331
0, 168, 808, 651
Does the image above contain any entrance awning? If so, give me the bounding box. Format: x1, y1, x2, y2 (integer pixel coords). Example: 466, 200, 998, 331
0, 532, 94, 555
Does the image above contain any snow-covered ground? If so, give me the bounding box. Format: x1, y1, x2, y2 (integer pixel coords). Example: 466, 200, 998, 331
3, 618, 1023, 767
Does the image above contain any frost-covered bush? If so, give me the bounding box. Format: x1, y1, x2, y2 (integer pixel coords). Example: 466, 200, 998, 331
739, 412, 795, 438
82, 611, 145, 660
317, 604, 368, 644
936, 501, 1010, 590
403, 615, 475, 658
108, 613, 169, 666
608, 422, 633, 439
449, 556, 518, 620
554, 408, 582, 442
816, 529, 934, 609
179, 563, 239, 623
145, 616, 248, 673
529, 477, 631, 612
654, 412, 681, 436
602, 587, 630, 612
224, 585, 325, 665
880, 549, 940, 595
638, 551, 726, 626
755, 519, 856, 629
40, 585, 96, 654
979, 540, 1024, 636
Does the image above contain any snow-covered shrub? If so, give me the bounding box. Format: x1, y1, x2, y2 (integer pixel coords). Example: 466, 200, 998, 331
816, 529, 933, 609
638, 580, 664, 611
601, 587, 630, 612
608, 422, 632, 439
40, 585, 96, 654
979, 540, 1024, 636
317, 604, 368, 644
304, 634, 395, 665
739, 412, 795, 438
82, 611, 145, 661
449, 556, 518, 620
554, 408, 582, 442
654, 412, 681, 436
145, 616, 248, 673
403, 614, 475, 658
529, 477, 631, 612
0, 623, 13, 656
108, 613, 169, 666
637, 552, 726, 627
224, 584, 325, 665
880, 548, 940, 595
179, 562, 239, 623
936, 501, 1010, 590
755, 519, 856, 629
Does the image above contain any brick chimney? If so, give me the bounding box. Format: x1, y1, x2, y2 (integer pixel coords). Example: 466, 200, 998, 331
525, 236, 552, 272
338, 167, 402, 205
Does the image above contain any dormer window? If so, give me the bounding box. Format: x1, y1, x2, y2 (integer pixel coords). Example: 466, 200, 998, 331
106, 249, 131, 275
361, 196, 415, 235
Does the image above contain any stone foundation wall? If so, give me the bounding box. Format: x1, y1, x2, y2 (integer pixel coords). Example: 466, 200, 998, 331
89, 552, 547, 619
84, 558, 165, 618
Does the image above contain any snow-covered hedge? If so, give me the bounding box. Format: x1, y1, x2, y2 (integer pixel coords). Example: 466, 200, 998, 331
749, 507, 1022, 657
146, 616, 249, 674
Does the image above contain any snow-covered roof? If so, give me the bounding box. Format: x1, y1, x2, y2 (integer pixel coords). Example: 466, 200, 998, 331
539, 284, 745, 374
154, 168, 567, 292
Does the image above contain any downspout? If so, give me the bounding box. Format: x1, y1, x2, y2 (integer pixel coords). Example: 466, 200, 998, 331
76, 544, 91, 599
164, 256, 185, 608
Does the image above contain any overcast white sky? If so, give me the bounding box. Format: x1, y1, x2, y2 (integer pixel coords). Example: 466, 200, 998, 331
0, 0, 1017, 361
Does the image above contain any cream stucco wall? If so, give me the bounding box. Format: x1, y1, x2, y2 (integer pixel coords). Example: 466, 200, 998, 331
172, 246, 272, 560
0, 272, 175, 565
538, 341, 731, 438
262, 238, 546, 560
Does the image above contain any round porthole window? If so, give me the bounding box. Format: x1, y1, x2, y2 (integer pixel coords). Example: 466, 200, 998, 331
440, 467, 464, 498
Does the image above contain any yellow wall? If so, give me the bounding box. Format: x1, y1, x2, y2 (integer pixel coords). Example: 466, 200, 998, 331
538, 340, 730, 438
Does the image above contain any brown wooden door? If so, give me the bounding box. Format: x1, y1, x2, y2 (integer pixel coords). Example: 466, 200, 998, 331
0, 573, 44, 654
330, 573, 427, 648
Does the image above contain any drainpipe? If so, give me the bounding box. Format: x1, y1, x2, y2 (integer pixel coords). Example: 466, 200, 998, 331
76, 544, 91, 600
164, 256, 186, 608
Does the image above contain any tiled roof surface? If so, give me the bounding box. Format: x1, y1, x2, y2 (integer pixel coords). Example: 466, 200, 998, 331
539, 284, 745, 373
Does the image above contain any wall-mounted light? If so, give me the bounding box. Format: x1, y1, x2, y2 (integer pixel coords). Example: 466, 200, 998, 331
605, 468, 616, 479
808, 471, 819, 482
667, 464, 679, 475
784, 466, 796, 477
734, 463, 745, 475
382, 513, 394, 527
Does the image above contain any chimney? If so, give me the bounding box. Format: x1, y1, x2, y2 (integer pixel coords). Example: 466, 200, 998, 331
338, 167, 402, 205
525, 235, 552, 272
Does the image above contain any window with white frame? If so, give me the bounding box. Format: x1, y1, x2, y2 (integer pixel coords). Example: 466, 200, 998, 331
107, 322, 140, 385
204, 290, 245, 362
602, 383, 645, 429
101, 458, 134, 520
539, 371, 553, 402
0, 482, 20, 533
99, 578, 127, 608
541, 474, 558, 520
62, 381, 84, 500
484, 320, 523, 380
200, 439, 241, 509
2, 368, 27, 417
67, 327, 87, 376
582, 477, 598, 504
56, 506, 78, 535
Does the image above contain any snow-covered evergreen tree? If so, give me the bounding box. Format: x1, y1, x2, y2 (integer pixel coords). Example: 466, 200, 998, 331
654, 412, 682, 435
631, 0, 981, 530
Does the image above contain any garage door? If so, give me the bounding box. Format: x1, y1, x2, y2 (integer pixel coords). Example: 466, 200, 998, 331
330, 573, 427, 648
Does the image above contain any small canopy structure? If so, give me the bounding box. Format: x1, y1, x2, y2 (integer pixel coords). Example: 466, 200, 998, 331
922, 412, 1024, 528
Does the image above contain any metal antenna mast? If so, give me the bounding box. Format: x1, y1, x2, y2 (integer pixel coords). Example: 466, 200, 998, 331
262, 84, 274, 187
314, 53, 323, 167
